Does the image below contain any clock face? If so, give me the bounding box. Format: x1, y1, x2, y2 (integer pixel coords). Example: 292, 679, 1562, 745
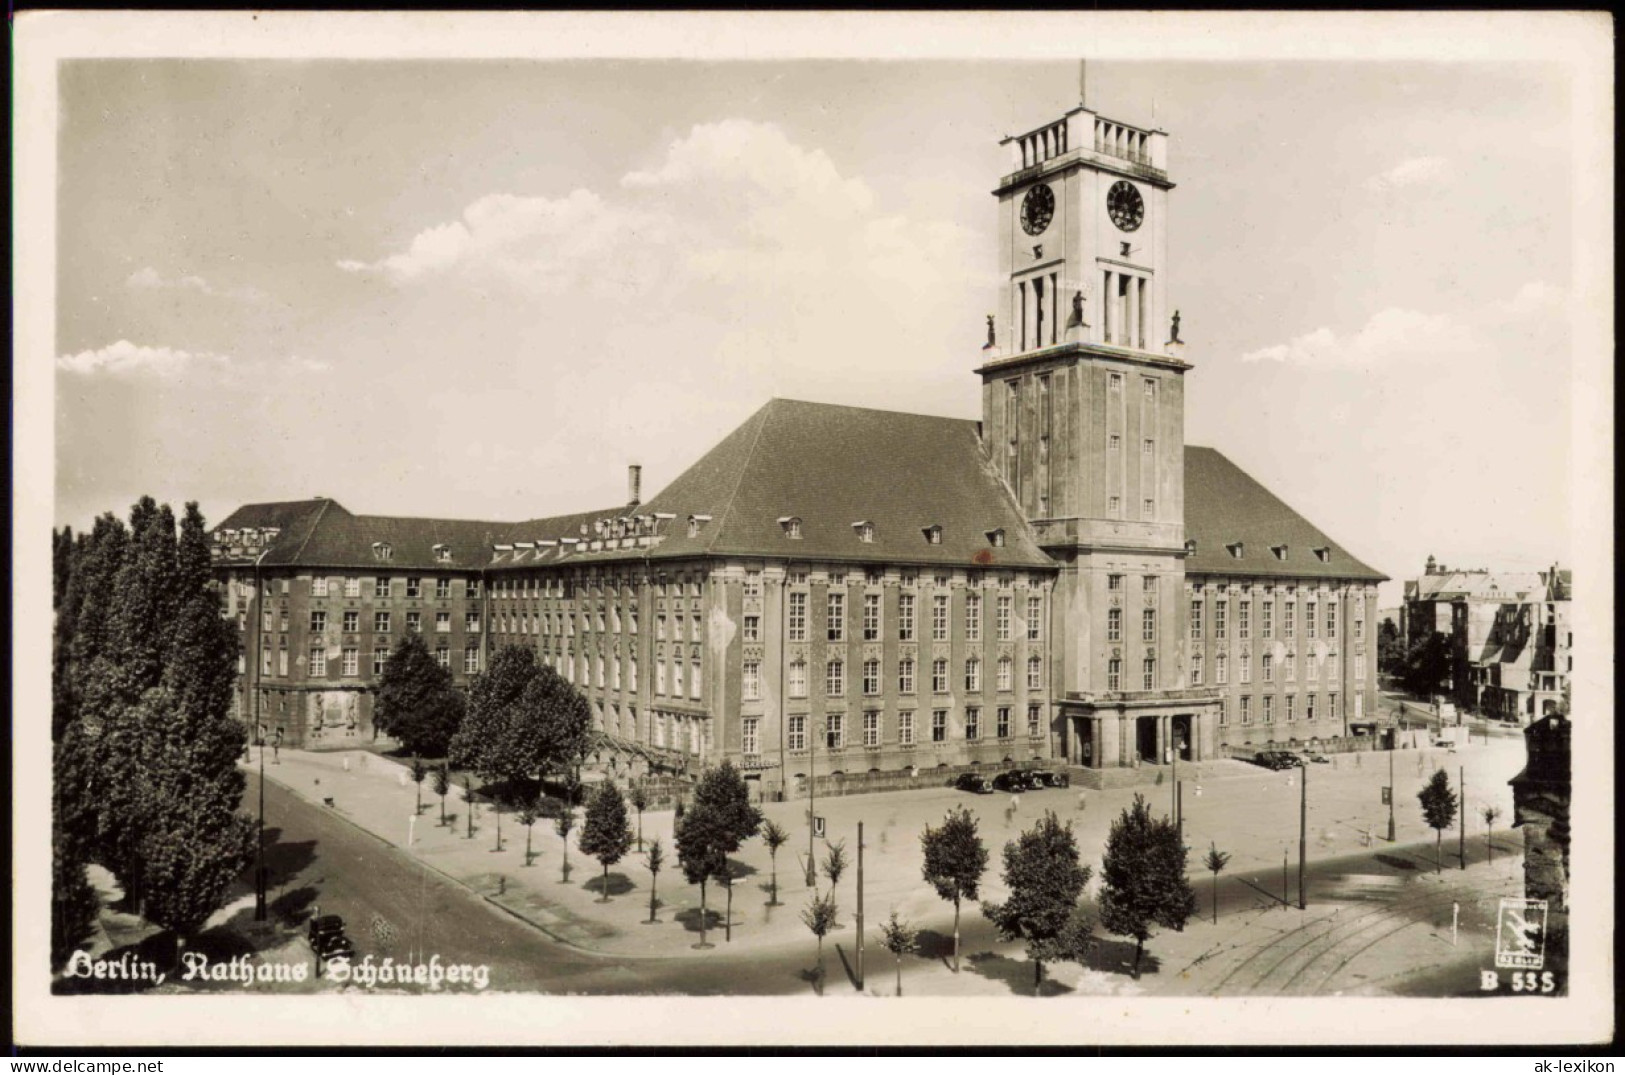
1107, 181, 1144, 232
1020, 184, 1055, 236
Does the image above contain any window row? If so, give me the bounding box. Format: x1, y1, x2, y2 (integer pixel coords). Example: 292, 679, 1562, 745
786, 591, 1042, 643
759, 655, 1046, 701
303, 576, 480, 600
264, 644, 481, 678
1188, 651, 1360, 686
781, 703, 1045, 750
1189, 598, 1361, 640
294, 609, 481, 634
1217, 691, 1363, 725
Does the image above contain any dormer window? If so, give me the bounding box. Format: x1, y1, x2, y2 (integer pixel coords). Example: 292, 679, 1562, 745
1271, 544, 1288, 561
1226, 542, 1244, 560
372, 542, 394, 561
986, 528, 1006, 548
1184, 539, 1198, 555
687, 514, 712, 539
434, 543, 452, 563
778, 516, 803, 540
853, 521, 875, 544
1313, 547, 1331, 563
923, 524, 944, 546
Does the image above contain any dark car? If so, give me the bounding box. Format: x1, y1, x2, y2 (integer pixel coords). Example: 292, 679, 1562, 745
1026, 769, 1070, 788
308, 914, 354, 959
954, 772, 994, 794
1252, 751, 1300, 771
992, 770, 1037, 793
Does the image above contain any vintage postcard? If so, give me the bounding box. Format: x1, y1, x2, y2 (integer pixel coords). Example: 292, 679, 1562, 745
12, 11, 1614, 1049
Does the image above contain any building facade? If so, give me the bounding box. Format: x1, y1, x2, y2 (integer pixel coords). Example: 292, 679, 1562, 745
212, 97, 1385, 790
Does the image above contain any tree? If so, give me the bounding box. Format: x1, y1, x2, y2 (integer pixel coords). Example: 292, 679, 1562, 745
553, 799, 577, 883
462, 775, 476, 840
516, 794, 541, 867
629, 783, 649, 851
578, 783, 634, 902
52, 726, 101, 969
1203, 843, 1232, 924
449, 644, 531, 779
452, 646, 592, 791
800, 890, 839, 986
1399, 631, 1453, 699
920, 806, 989, 972
675, 761, 764, 949
1418, 768, 1458, 872
410, 756, 427, 816
1098, 793, 1198, 979
1377, 617, 1406, 675
762, 819, 789, 905
374, 633, 464, 758
878, 910, 918, 996
432, 762, 451, 826
645, 837, 665, 923
1482, 804, 1503, 864
820, 839, 849, 926
980, 810, 1094, 989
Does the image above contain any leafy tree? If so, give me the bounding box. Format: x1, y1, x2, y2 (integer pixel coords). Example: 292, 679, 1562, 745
1399, 631, 1454, 699
1377, 617, 1406, 674
64, 514, 131, 732
410, 756, 427, 816
449, 644, 531, 777
1203, 843, 1232, 924
822, 838, 849, 889
675, 761, 763, 949
374, 633, 464, 758
432, 761, 451, 826
452, 646, 592, 790
981, 810, 1094, 989
761, 819, 790, 905
1098, 793, 1198, 979
516, 794, 541, 867
1418, 768, 1458, 872
800, 890, 839, 984
51, 840, 99, 971
52, 727, 101, 969
629, 783, 649, 851
553, 797, 577, 883
920, 806, 989, 972
1482, 804, 1503, 864
645, 837, 665, 923
878, 910, 918, 996
578, 783, 634, 902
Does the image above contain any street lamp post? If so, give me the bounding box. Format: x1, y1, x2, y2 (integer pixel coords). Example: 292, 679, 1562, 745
254, 722, 267, 920
1298, 760, 1308, 910
856, 820, 865, 991
1459, 766, 1466, 870
806, 719, 820, 887
1387, 746, 1396, 842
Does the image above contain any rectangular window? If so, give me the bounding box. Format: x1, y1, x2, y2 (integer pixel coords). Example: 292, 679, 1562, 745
343, 610, 359, 633
1355, 615, 1365, 641
309, 647, 327, 677
1190, 600, 1202, 639
743, 660, 761, 701
1216, 600, 1228, 637
1285, 654, 1297, 682
1027, 595, 1042, 640
1263, 695, 1274, 724
1108, 496, 1121, 518
932, 659, 949, 694
1027, 704, 1041, 737
312, 576, 329, 598
932, 710, 948, 742
341, 647, 358, 677
1108, 574, 1123, 592
1327, 603, 1338, 637
1262, 601, 1274, 639
1327, 653, 1339, 681
406, 578, 421, 599
826, 714, 844, 751
1285, 693, 1296, 722
1307, 653, 1319, 681
742, 717, 760, 756
898, 593, 916, 641
788, 715, 807, 752
1107, 658, 1122, 691
436, 578, 451, 600
826, 660, 845, 697
1142, 608, 1157, 641
1329, 694, 1339, 722
279, 645, 289, 675
656, 658, 667, 695
1240, 696, 1252, 724
965, 707, 980, 741
466, 612, 480, 633
1240, 656, 1251, 685
672, 655, 684, 696
788, 592, 807, 641
965, 658, 981, 692
899, 711, 915, 746
1027, 656, 1042, 691
899, 658, 915, 695
690, 657, 702, 699
827, 592, 845, 642
1306, 602, 1317, 639
468, 579, 481, 599
261, 646, 272, 675
932, 595, 950, 641
1239, 600, 1251, 640
374, 577, 390, 599
1191, 653, 1204, 686
436, 611, 451, 633
1216, 653, 1228, 685
1284, 601, 1296, 639
262, 608, 275, 632
309, 610, 327, 633
744, 570, 762, 598
965, 593, 981, 642
1143, 657, 1156, 691
996, 706, 1011, 738
1262, 653, 1273, 682
863, 593, 881, 641
1306, 693, 1316, 722
863, 658, 880, 696
743, 615, 761, 642
343, 576, 361, 598
406, 611, 421, 634
864, 710, 881, 748
997, 657, 1013, 691
1107, 608, 1123, 642
996, 596, 1013, 641
789, 661, 807, 698
1355, 654, 1366, 681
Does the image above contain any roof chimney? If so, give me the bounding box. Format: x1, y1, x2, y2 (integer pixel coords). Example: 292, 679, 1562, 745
627, 463, 642, 508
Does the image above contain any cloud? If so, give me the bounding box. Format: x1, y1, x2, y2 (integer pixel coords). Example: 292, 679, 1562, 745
1364, 156, 1453, 192
126, 267, 268, 303
57, 339, 228, 378
1239, 282, 1565, 369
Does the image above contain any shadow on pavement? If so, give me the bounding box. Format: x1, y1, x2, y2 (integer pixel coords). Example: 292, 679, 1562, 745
914, 928, 957, 969
1084, 936, 1162, 980
583, 872, 637, 898
964, 949, 1075, 996
798, 963, 827, 995
673, 905, 723, 935
1374, 852, 1424, 871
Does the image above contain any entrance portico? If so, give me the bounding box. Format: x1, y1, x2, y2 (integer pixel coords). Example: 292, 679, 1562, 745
1061, 690, 1221, 770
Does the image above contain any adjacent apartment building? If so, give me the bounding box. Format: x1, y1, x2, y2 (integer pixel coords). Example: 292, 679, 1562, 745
211, 96, 1385, 793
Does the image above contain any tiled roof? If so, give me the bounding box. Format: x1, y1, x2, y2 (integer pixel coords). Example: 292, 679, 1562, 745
1183, 447, 1386, 582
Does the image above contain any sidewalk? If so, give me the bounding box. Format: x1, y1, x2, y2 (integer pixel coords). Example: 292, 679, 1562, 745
249, 737, 1527, 971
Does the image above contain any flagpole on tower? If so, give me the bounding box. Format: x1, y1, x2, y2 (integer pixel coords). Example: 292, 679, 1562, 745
1079, 59, 1087, 107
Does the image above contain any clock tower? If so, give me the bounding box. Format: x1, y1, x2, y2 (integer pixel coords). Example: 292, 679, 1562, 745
977, 100, 1218, 773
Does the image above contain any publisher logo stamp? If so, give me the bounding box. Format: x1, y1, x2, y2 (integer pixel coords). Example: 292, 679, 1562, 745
1494, 898, 1548, 970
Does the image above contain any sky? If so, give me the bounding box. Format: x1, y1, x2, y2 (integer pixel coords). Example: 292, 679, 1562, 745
51, 48, 1593, 609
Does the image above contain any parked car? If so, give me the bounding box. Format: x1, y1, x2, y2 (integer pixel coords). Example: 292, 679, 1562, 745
1301, 751, 1331, 765
1025, 769, 1071, 788
954, 772, 994, 794
992, 770, 1037, 793
1251, 750, 1302, 771
308, 914, 355, 960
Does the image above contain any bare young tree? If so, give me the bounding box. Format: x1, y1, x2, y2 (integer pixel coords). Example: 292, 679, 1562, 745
1482, 804, 1503, 864
761, 819, 789, 906
878, 909, 918, 997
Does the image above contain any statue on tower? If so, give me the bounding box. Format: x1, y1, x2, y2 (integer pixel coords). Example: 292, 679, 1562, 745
983, 314, 996, 350
1169, 309, 1183, 344
1068, 289, 1089, 328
